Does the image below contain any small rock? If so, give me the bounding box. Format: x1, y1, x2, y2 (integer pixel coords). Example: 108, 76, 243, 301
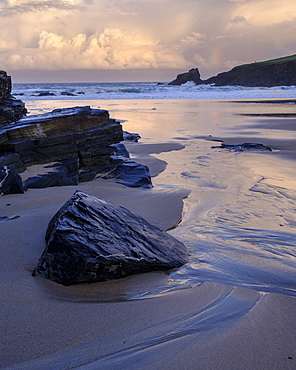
211, 142, 272, 152
123, 131, 141, 142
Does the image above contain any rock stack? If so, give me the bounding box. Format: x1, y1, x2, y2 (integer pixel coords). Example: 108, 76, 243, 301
0, 70, 27, 124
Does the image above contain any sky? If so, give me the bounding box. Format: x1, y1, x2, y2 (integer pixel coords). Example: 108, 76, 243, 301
0, 0, 295, 82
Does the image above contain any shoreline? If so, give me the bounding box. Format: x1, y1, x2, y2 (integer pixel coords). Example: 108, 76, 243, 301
1, 98, 296, 369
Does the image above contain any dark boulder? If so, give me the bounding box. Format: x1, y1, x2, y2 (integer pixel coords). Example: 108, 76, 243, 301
32, 191, 188, 285
169, 68, 203, 85
0, 165, 25, 195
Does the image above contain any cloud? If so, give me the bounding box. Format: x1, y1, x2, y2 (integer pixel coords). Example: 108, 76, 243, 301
2, 28, 190, 70
181, 32, 206, 46
229, 15, 249, 26
232, 0, 296, 26
0, 0, 80, 17
1, 0, 296, 80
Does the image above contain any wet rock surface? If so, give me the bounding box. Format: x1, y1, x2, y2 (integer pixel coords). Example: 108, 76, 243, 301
102, 143, 152, 188
211, 142, 272, 152
33, 191, 188, 285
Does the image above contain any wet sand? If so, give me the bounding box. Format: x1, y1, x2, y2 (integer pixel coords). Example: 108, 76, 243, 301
1, 99, 296, 369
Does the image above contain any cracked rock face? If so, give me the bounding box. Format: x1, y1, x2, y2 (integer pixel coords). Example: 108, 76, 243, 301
33, 191, 188, 285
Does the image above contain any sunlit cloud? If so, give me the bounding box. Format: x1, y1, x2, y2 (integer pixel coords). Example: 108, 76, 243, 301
233, 0, 296, 26
2, 28, 189, 70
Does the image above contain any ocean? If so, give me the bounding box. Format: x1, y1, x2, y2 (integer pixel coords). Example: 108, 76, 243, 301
16, 82, 296, 299
12, 81, 296, 101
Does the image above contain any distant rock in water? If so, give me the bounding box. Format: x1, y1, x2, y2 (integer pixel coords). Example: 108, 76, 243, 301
32, 191, 188, 285
36, 92, 55, 97
169, 68, 203, 85
169, 55, 296, 87
0, 70, 27, 124
211, 143, 272, 152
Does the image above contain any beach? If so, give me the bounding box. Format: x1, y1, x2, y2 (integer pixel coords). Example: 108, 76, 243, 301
1, 98, 296, 369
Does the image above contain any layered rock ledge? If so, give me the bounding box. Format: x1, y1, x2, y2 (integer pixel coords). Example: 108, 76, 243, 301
0, 106, 123, 183
0, 105, 152, 191
33, 191, 188, 285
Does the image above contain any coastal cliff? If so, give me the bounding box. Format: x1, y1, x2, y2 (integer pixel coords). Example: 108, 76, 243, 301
169, 54, 296, 87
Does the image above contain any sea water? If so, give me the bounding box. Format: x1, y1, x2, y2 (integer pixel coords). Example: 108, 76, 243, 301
16, 82, 296, 298
12, 81, 296, 101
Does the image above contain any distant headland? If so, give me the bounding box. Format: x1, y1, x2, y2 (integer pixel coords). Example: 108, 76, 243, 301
169, 54, 296, 87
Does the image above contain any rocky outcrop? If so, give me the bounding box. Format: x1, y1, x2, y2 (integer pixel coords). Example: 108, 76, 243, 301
0, 71, 27, 124
32, 191, 188, 285
0, 106, 124, 187
0, 105, 152, 191
169, 68, 202, 85
204, 59, 296, 87
169, 55, 296, 87
0, 71, 152, 193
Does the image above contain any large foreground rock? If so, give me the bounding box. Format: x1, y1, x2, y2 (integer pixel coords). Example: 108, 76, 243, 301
33, 191, 188, 285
